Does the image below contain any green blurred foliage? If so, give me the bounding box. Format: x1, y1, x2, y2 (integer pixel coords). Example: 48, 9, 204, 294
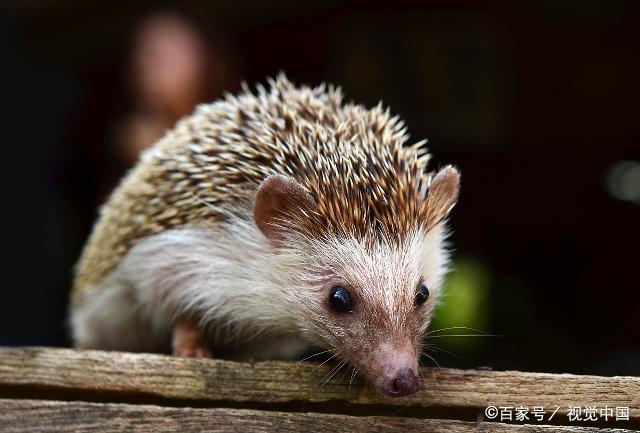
429, 258, 491, 354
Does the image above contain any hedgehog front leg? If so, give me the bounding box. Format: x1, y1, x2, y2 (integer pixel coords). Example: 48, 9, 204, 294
172, 319, 212, 358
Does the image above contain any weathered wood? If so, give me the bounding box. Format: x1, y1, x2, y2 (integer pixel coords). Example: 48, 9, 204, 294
0, 399, 635, 433
0, 347, 638, 427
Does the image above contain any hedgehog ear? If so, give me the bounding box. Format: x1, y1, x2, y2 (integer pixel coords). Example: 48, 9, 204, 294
254, 174, 316, 249
427, 166, 461, 222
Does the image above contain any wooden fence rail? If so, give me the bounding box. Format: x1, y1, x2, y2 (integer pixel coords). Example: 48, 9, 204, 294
0, 347, 638, 432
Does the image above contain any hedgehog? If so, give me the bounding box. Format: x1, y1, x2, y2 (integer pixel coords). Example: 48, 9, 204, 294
70, 74, 460, 397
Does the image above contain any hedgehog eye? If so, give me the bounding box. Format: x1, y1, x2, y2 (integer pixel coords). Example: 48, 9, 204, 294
415, 284, 430, 306
329, 286, 353, 313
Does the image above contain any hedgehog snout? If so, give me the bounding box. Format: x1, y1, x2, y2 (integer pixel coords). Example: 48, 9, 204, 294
371, 340, 419, 397
382, 367, 418, 397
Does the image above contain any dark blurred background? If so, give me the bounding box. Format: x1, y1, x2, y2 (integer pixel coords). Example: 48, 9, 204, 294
2, 0, 638, 376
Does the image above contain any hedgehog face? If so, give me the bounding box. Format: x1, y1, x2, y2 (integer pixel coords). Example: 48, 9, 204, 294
298, 225, 449, 397
254, 170, 459, 398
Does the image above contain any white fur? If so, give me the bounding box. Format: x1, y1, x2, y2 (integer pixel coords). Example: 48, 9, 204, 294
71, 217, 450, 359
299, 223, 450, 345
72, 217, 310, 359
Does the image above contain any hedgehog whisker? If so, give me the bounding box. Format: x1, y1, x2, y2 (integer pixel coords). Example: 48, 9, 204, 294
307, 352, 340, 377
425, 326, 488, 336
421, 351, 440, 367
423, 344, 461, 359
320, 360, 347, 389
425, 334, 498, 339
348, 366, 359, 399
338, 362, 352, 384
296, 348, 339, 364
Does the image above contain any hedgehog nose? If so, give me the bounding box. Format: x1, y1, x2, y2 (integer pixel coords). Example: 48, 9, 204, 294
383, 368, 418, 397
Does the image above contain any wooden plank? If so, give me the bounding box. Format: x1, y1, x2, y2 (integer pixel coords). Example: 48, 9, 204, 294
0, 399, 635, 433
0, 347, 638, 426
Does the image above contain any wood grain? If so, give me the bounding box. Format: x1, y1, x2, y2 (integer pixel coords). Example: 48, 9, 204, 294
0, 399, 635, 433
0, 347, 638, 426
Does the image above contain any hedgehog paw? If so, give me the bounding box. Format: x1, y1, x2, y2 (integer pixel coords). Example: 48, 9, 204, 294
172, 319, 212, 358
